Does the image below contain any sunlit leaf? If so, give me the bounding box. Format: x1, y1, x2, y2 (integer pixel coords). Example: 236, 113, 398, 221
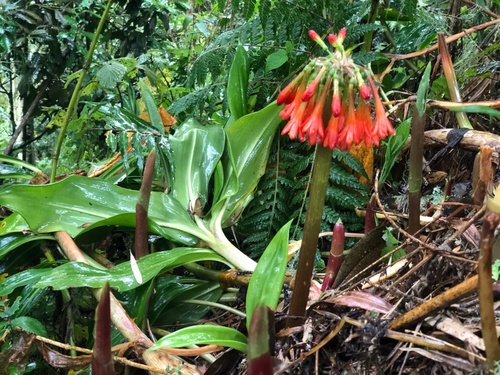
0, 176, 201, 244
246, 220, 291, 329
0, 249, 226, 296
96, 61, 127, 89
227, 45, 249, 122
220, 102, 283, 223
169, 119, 225, 212
149, 325, 247, 352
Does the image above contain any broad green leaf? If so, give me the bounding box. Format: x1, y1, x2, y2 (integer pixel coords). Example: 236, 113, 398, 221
0, 317, 48, 337
265, 49, 288, 73
96, 61, 127, 89
227, 45, 249, 122
247, 304, 272, 371
416, 62, 432, 116
139, 80, 165, 135
149, 325, 247, 352
169, 119, 225, 211
151, 281, 222, 325
0, 176, 202, 244
379, 117, 411, 186
34, 248, 226, 292
0, 154, 42, 174
0, 233, 54, 260
0, 212, 31, 235
0, 268, 53, 296
246, 220, 291, 330
221, 102, 283, 223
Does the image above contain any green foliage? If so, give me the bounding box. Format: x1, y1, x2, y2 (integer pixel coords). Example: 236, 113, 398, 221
246, 220, 291, 329
149, 325, 248, 352
239, 143, 367, 259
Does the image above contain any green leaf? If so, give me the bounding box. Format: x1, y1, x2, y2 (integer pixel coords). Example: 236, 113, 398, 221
493, 259, 500, 281
379, 117, 411, 186
32, 248, 225, 292
0, 268, 53, 296
450, 105, 500, 118
416, 62, 432, 116
151, 280, 222, 325
247, 304, 272, 371
149, 325, 247, 352
221, 102, 283, 224
0, 176, 202, 244
139, 80, 165, 135
0, 233, 54, 260
96, 61, 127, 89
227, 45, 249, 122
0, 316, 48, 337
265, 49, 288, 73
0, 154, 42, 174
169, 119, 225, 212
246, 220, 291, 330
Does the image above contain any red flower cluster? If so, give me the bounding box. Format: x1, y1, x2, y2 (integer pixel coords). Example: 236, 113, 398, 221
278, 29, 395, 151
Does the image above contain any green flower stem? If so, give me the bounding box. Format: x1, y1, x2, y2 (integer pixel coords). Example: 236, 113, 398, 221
408, 106, 425, 236
288, 145, 333, 322
50, 0, 113, 182
194, 215, 257, 271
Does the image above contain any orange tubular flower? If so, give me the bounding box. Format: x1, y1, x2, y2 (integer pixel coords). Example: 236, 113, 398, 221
368, 76, 395, 140
359, 81, 370, 100
323, 114, 341, 149
301, 78, 331, 146
281, 101, 308, 140
277, 28, 395, 151
279, 82, 306, 120
355, 95, 376, 147
331, 78, 341, 117
302, 66, 326, 102
338, 86, 362, 151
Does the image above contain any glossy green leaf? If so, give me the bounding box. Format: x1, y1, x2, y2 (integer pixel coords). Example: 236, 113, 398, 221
0, 176, 201, 244
221, 102, 283, 223
246, 220, 291, 329
0, 154, 42, 174
139, 80, 165, 135
0, 317, 48, 337
227, 45, 249, 122
265, 49, 288, 73
0, 268, 53, 296
169, 119, 225, 211
33, 248, 226, 292
379, 117, 411, 186
151, 281, 222, 325
96, 61, 127, 89
149, 325, 247, 352
0, 233, 54, 260
416, 62, 432, 116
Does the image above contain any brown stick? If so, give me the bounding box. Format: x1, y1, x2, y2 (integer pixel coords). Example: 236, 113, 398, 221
4, 79, 50, 155
388, 274, 478, 330
478, 212, 500, 368
385, 18, 500, 60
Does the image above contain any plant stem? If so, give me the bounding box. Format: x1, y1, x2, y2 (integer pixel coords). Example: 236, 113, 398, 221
479, 211, 500, 369
50, 0, 113, 182
135, 149, 156, 259
407, 106, 424, 236
437, 32, 473, 129
288, 145, 332, 323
